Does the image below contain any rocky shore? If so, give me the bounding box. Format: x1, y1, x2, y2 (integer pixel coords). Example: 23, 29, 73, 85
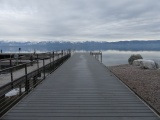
109, 64, 160, 114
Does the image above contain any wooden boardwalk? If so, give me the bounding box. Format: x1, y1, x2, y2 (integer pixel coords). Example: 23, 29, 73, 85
1, 53, 160, 120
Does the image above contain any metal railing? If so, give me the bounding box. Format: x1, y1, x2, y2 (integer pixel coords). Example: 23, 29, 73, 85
90, 51, 102, 62
0, 51, 71, 117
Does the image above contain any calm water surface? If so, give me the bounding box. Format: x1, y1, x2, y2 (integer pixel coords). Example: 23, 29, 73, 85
102, 50, 160, 66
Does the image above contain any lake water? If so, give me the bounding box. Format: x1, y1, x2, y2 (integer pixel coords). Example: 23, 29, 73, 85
101, 50, 160, 66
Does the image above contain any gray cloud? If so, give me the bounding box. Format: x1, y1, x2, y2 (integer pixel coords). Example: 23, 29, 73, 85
0, 0, 160, 42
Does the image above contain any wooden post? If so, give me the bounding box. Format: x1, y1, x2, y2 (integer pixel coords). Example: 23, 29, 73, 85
101, 52, 102, 63
25, 64, 29, 93
52, 51, 55, 71
61, 50, 63, 56
19, 85, 22, 95
33, 76, 37, 88
50, 53, 51, 67
37, 55, 39, 69
10, 59, 13, 82
43, 59, 45, 79
52, 51, 54, 62
0, 60, 1, 70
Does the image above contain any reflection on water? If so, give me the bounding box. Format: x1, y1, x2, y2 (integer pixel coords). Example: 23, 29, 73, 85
102, 50, 160, 66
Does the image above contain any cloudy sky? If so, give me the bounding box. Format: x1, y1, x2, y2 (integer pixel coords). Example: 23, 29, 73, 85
0, 0, 160, 42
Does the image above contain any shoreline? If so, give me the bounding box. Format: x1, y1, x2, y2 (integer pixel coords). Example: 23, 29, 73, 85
108, 64, 160, 115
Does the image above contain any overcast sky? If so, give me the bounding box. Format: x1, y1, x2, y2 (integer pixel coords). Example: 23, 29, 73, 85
0, 0, 160, 42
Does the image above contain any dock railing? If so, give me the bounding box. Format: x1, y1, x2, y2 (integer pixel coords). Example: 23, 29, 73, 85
90, 51, 102, 62
0, 50, 71, 117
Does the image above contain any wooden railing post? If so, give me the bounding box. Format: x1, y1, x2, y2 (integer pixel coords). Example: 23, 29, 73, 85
61, 50, 63, 57
33, 76, 37, 88
19, 85, 22, 95
25, 64, 29, 93
50, 53, 51, 67
37, 58, 39, 69
43, 59, 45, 79
52, 51, 54, 62
101, 52, 102, 63
9, 59, 14, 88
9, 59, 13, 82
52, 52, 55, 70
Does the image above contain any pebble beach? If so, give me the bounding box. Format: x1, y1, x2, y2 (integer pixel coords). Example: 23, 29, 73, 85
109, 64, 160, 114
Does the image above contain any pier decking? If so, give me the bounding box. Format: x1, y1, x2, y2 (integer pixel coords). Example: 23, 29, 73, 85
1, 53, 159, 120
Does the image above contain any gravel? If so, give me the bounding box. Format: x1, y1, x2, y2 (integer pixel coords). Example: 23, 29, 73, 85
109, 64, 160, 114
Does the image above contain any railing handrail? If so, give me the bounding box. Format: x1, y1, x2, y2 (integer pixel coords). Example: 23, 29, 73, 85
0, 60, 37, 73
0, 49, 71, 72
0, 52, 59, 61
0, 56, 26, 62
90, 51, 102, 62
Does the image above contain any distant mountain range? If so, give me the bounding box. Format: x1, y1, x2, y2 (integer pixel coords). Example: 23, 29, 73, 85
0, 40, 160, 52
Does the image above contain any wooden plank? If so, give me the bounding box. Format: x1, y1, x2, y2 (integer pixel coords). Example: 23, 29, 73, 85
1, 53, 160, 120
1, 116, 159, 120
